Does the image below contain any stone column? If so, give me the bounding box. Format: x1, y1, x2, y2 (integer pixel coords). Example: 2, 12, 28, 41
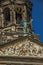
0, 16, 2, 27
22, 5, 27, 21
13, 10, 16, 24
10, 10, 13, 24
1, 14, 4, 27
10, 5, 16, 24
0, 8, 2, 27
1, 8, 4, 27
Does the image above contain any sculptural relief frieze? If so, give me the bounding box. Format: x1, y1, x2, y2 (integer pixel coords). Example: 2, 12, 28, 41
0, 0, 43, 59
0, 39, 43, 57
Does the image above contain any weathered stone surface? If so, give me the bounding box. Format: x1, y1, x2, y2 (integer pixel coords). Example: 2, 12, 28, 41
0, 39, 43, 57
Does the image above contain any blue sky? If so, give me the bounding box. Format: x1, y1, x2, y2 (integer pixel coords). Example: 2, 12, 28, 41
30, 0, 43, 42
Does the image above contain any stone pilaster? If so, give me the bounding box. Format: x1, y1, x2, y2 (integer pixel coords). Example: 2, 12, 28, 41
13, 10, 16, 24
10, 10, 13, 24
10, 5, 16, 24
0, 8, 2, 27
1, 8, 4, 27
22, 5, 27, 21
1, 14, 4, 27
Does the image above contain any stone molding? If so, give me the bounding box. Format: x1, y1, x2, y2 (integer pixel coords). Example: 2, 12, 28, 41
0, 38, 43, 57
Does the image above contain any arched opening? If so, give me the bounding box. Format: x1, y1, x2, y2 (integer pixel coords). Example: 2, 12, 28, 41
3, 7, 10, 27
15, 7, 23, 24
16, 12, 22, 24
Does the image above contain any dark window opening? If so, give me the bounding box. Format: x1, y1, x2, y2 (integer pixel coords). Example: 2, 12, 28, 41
3, 7, 10, 26
16, 12, 22, 24
16, 8, 22, 24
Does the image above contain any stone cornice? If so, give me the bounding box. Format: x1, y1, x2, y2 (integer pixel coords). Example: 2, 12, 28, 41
0, 36, 43, 57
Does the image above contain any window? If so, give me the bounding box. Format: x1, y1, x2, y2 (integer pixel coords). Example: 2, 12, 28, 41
16, 7, 22, 24
3, 7, 10, 26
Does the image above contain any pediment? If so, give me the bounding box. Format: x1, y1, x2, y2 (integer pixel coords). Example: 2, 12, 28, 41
0, 37, 43, 57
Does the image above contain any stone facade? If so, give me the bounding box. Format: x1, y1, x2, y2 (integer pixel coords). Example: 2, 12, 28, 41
0, 38, 43, 57
0, 36, 43, 65
0, 0, 34, 44
0, 0, 32, 27
0, 0, 43, 65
